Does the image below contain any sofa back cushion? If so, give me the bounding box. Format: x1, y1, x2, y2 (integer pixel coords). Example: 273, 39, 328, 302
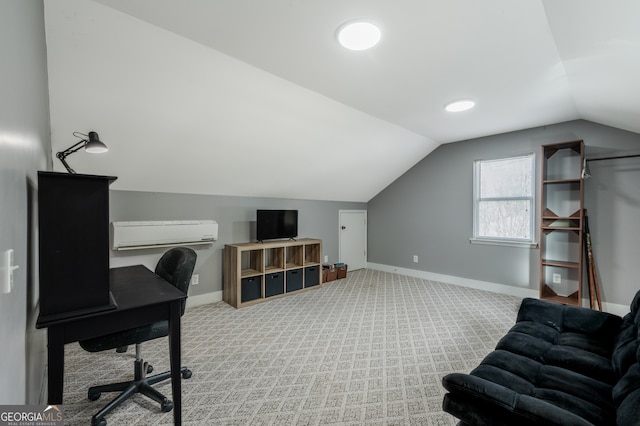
612, 290, 640, 378
611, 290, 640, 425
611, 313, 638, 377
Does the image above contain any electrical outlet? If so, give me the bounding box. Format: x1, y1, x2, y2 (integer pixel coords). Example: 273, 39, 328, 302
552, 273, 562, 284
324, 255, 329, 263
413, 255, 419, 263
191, 274, 199, 285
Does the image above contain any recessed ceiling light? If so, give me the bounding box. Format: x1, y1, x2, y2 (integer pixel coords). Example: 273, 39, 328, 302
445, 99, 476, 112
337, 20, 381, 51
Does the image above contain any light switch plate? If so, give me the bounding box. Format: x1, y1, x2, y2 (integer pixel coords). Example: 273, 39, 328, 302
3, 249, 19, 294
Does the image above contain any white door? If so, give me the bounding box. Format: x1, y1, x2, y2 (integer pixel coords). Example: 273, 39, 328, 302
339, 210, 367, 271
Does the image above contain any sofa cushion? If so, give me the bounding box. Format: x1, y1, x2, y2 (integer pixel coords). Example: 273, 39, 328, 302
611, 313, 638, 377
443, 373, 599, 426
617, 387, 640, 425
609, 290, 640, 424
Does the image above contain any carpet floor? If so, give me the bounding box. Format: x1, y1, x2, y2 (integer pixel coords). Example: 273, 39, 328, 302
60, 269, 522, 425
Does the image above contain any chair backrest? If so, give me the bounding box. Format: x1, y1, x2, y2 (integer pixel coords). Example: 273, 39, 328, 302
154, 247, 197, 315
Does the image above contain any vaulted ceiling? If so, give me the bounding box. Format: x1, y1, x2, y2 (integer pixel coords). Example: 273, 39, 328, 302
43, 0, 640, 202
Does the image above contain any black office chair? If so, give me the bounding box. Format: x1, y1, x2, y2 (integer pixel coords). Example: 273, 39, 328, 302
79, 247, 197, 426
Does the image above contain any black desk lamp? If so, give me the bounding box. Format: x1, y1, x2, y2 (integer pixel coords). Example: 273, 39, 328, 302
56, 131, 108, 174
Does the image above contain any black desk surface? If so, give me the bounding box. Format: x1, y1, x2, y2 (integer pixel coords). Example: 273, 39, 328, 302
36, 265, 187, 330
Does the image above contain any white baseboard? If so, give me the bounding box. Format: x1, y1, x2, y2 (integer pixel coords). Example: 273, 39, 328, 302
367, 262, 538, 299
600, 301, 630, 317
366, 262, 630, 316
186, 290, 222, 308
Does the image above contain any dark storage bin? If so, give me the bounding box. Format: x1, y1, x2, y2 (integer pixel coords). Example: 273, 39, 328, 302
241, 276, 262, 302
265, 272, 284, 297
305, 266, 320, 287
286, 269, 303, 292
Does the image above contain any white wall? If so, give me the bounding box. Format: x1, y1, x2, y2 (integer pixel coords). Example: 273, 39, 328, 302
0, 0, 51, 404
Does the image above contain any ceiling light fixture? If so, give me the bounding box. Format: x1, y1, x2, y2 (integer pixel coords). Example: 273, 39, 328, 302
445, 99, 476, 112
337, 20, 381, 51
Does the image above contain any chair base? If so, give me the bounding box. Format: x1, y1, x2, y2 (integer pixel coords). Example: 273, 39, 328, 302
88, 358, 191, 426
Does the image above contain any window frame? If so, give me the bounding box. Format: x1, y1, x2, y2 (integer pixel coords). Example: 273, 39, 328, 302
470, 153, 537, 248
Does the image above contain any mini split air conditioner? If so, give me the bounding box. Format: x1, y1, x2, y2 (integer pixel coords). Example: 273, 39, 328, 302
111, 220, 218, 250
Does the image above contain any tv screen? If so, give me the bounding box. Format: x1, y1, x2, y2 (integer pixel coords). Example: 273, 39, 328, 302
256, 210, 298, 241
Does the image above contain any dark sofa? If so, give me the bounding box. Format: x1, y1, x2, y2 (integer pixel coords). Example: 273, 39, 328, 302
442, 291, 640, 425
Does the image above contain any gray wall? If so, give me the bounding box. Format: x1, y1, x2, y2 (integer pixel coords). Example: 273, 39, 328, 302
0, 0, 51, 403
368, 120, 640, 306
109, 191, 366, 297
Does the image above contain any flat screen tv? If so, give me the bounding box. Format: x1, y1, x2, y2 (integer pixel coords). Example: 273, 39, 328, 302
256, 209, 298, 241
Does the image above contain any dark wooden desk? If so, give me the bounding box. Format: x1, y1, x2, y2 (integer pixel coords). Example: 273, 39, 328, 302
36, 265, 187, 425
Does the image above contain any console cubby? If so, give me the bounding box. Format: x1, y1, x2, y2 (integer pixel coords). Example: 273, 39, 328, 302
264, 247, 284, 273
286, 245, 303, 268
223, 238, 323, 308
240, 249, 263, 277
304, 243, 321, 265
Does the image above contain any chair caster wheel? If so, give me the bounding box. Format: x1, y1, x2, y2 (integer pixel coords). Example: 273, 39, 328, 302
91, 417, 106, 426
161, 400, 173, 412
88, 391, 101, 401
182, 369, 192, 379
146, 364, 153, 374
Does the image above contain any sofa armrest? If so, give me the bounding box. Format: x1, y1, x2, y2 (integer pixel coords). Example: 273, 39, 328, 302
442, 373, 595, 426
443, 372, 517, 410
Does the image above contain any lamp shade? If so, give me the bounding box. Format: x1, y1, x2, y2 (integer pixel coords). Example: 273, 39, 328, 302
85, 131, 108, 153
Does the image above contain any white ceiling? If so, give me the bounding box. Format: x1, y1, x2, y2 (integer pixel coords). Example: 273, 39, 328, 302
43, 0, 640, 202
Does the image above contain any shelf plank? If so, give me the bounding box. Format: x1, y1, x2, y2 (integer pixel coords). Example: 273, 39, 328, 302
543, 178, 582, 184
541, 259, 580, 268
542, 227, 581, 232
240, 268, 262, 277
540, 285, 580, 306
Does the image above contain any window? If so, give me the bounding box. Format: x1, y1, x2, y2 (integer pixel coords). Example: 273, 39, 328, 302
472, 153, 535, 246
